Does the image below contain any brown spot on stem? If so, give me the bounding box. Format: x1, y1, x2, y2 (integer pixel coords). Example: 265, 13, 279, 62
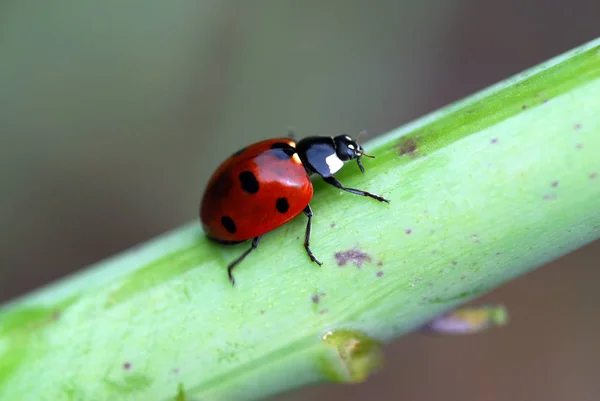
490, 137, 498, 144
405, 228, 412, 235
543, 194, 557, 200
551, 180, 559, 187
334, 246, 373, 268
376, 271, 384, 278
311, 292, 326, 304
396, 137, 419, 157
576, 143, 583, 149
574, 123, 582, 130
521, 105, 527, 110
590, 172, 597, 180
123, 362, 132, 370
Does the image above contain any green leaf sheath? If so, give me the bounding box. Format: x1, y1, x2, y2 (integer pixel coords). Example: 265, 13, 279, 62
1, 38, 600, 401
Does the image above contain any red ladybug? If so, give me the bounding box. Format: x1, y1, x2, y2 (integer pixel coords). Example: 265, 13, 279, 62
200, 134, 389, 285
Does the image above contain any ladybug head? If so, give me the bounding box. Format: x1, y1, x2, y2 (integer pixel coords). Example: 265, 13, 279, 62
333, 134, 375, 173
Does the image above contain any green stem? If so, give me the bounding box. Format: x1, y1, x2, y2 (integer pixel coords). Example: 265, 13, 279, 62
2, 38, 600, 401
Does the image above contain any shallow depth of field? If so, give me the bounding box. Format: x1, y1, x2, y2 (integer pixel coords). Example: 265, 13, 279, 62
1, 1, 599, 400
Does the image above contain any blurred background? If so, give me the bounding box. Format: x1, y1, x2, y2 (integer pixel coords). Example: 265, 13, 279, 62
1, 1, 599, 400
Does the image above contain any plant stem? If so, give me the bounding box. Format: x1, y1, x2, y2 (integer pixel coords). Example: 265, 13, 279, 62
1, 37, 600, 401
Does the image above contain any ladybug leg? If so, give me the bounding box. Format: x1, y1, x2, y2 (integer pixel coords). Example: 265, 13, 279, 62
323, 176, 390, 203
228, 235, 263, 286
356, 157, 365, 174
303, 205, 323, 266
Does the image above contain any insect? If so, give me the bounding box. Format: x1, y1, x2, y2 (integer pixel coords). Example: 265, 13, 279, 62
199, 133, 389, 285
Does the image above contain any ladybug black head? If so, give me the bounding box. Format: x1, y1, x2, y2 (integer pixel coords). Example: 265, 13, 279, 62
333, 134, 374, 173
295, 133, 376, 178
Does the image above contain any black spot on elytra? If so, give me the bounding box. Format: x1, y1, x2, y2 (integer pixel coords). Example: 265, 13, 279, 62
231, 146, 246, 157
270, 142, 296, 160
276, 197, 289, 213
221, 216, 237, 233
239, 171, 259, 194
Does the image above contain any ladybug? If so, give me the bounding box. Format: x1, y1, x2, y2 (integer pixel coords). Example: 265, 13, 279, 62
200, 134, 389, 285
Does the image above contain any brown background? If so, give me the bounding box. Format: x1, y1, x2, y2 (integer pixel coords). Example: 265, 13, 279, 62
1, 1, 599, 400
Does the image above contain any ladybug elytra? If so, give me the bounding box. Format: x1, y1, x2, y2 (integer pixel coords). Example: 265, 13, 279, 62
200, 133, 389, 285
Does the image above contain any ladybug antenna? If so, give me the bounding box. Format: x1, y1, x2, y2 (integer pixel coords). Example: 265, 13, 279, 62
357, 129, 368, 143
356, 130, 375, 155
355, 130, 374, 173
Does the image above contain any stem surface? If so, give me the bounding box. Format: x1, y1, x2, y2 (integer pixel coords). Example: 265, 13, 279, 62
1, 38, 600, 401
